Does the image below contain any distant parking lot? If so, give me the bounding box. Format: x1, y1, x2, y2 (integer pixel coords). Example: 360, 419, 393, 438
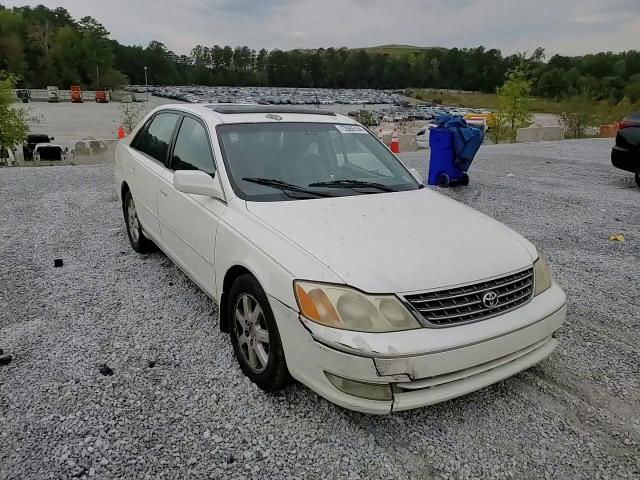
0, 139, 638, 479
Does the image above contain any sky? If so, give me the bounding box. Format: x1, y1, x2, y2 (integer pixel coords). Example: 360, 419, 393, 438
4, 0, 640, 57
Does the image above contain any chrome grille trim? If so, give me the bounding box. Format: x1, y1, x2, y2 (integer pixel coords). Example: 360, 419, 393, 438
403, 267, 534, 327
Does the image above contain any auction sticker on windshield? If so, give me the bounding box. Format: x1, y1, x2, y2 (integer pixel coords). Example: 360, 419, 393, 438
335, 125, 368, 134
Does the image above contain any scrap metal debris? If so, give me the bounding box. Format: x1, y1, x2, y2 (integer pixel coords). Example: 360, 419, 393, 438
0, 353, 13, 366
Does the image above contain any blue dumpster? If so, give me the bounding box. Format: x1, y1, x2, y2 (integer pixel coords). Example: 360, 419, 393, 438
428, 128, 466, 187
427, 115, 484, 187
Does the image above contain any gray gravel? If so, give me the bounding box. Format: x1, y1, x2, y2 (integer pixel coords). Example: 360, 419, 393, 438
1, 139, 639, 480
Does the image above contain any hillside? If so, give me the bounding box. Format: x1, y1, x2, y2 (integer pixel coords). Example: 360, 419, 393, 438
354, 44, 446, 56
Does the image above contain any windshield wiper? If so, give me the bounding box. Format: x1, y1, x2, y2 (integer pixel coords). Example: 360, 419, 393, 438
242, 177, 333, 198
308, 179, 395, 192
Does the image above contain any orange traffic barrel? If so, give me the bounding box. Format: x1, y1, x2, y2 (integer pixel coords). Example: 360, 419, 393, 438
390, 127, 400, 153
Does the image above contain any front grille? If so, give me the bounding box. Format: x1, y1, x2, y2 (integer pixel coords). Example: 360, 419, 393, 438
404, 268, 534, 327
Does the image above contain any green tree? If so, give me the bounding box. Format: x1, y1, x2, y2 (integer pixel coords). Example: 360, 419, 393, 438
497, 69, 533, 142
624, 81, 640, 103
488, 110, 510, 144
0, 73, 31, 161
558, 94, 597, 139
0, 9, 27, 77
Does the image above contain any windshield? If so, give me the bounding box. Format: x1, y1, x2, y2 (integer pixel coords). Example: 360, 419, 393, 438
216, 122, 420, 201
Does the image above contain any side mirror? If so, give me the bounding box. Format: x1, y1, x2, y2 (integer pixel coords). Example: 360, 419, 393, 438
50, 137, 54, 141
409, 167, 423, 184
173, 170, 225, 201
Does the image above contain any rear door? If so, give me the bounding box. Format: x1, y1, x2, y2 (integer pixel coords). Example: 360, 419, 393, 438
124, 111, 180, 242
158, 114, 225, 296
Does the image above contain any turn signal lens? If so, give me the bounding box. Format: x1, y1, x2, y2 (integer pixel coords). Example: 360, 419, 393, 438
534, 255, 552, 296
325, 372, 393, 401
294, 281, 420, 332
295, 283, 341, 326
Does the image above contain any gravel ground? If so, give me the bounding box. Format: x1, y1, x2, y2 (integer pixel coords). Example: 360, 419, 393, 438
1, 139, 638, 480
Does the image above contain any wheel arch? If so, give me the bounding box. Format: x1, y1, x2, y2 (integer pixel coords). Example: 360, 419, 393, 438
120, 181, 130, 211
219, 265, 255, 333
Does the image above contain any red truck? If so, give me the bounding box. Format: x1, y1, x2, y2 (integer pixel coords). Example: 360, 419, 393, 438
70, 85, 83, 103
95, 90, 108, 103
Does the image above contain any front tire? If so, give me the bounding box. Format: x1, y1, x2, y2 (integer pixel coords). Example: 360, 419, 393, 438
635, 172, 640, 188
228, 274, 290, 392
123, 190, 154, 253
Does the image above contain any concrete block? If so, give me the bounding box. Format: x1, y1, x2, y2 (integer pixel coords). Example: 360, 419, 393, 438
516, 126, 564, 143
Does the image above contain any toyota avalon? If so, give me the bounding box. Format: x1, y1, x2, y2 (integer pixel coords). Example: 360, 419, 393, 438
114, 104, 567, 413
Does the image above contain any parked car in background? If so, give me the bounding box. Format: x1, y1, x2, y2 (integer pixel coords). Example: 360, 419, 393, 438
95, 90, 109, 103
33, 143, 65, 161
47, 86, 60, 103
16, 89, 30, 103
70, 85, 83, 103
115, 104, 566, 414
611, 111, 640, 187
23, 133, 53, 160
415, 124, 437, 149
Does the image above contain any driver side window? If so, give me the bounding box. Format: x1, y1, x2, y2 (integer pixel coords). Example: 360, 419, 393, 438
171, 117, 216, 174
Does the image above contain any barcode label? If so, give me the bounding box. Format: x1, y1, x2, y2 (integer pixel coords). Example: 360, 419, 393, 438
335, 125, 368, 134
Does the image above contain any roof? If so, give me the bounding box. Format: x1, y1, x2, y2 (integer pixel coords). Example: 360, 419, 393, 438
205, 105, 336, 116
146, 103, 356, 126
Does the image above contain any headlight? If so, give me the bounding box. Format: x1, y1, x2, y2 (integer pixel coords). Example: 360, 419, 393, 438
294, 281, 421, 332
533, 255, 552, 296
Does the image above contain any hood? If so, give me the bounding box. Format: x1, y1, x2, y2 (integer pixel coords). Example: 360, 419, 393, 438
246, 188, 537, 294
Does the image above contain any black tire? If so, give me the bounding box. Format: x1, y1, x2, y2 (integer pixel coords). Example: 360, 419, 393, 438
460, 173, 470, 186
635, 172, 640, 188
228, 274, 290, 392
123, 190, 154, 253
437, 173, 450, 187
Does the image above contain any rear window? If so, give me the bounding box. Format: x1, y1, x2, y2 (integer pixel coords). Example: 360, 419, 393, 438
624, 111, 640, 122
133, 112, 180, 164
28, 135, 50, 143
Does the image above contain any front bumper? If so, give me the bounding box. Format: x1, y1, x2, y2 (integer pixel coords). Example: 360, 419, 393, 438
271, 282, 566, 414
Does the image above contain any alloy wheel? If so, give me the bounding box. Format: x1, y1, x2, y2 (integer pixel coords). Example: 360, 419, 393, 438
127, 196, 140, 243
233, 293, 270, 373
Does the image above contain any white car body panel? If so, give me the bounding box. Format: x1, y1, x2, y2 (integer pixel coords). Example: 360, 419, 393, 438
117, 144, 165, 243
246, 188, 536, 294
158, 169, 224, 296
114, 103, 567, 414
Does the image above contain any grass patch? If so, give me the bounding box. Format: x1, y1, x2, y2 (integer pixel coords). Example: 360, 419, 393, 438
406, 89, 579, 113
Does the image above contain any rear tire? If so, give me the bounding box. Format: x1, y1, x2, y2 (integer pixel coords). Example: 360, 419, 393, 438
228, 274, 290, 392
635, 172, 640, 188
123, 190, 154, 253
437, 173, 450, 187
460, 173, 470, 186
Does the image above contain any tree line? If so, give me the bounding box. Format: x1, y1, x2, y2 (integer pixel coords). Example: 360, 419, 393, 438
1, 4, 640, 104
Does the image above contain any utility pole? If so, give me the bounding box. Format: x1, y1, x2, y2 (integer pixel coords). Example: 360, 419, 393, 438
96, 65, 100, 90
144, 66, 148, 101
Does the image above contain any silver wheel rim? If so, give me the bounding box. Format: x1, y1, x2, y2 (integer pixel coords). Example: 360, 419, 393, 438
127, 196, 140, 243
234, 294, 270, 373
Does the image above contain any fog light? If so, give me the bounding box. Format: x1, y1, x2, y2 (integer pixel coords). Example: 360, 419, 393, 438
324, 372, 393, 401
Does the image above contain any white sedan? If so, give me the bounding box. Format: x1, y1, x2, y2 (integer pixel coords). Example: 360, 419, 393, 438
114, 104, 566, 414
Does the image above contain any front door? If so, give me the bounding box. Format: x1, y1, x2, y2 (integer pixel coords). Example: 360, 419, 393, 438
158, 115, 226, 296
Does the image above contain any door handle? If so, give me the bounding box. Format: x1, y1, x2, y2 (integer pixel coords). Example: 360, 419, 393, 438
160, 190, 168, 197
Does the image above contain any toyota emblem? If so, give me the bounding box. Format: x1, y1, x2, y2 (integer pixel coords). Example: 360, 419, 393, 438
482, 291, 499, 308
